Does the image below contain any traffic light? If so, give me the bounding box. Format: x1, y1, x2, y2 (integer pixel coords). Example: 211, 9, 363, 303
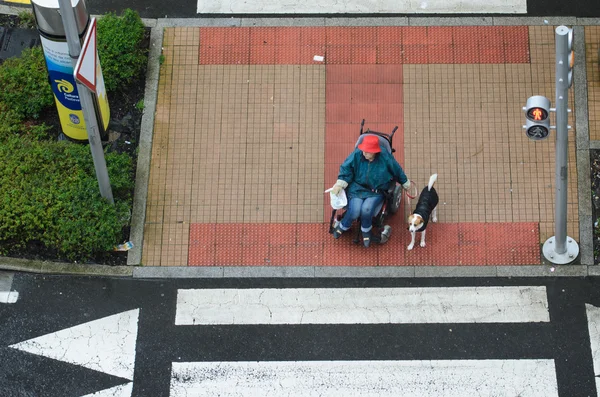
523, 95, 551, 140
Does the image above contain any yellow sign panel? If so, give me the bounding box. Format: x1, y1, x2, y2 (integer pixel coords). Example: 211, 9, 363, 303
40, 36, 109, 140
4, 0, 31, 4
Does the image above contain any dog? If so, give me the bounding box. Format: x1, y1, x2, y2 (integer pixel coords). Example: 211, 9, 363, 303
407, 174, 439, 250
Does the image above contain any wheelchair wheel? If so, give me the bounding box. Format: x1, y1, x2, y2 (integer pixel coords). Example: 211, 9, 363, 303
389, 185, 402, 214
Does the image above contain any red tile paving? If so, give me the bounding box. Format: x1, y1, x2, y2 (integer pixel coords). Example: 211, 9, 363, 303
198, 26, 530, 65
188, 221, 540, 266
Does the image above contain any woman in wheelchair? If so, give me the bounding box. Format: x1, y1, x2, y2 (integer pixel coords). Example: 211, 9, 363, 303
329, 134, 411, 247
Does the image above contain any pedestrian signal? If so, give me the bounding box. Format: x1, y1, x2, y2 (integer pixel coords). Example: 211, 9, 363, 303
527, 107, 547, 121
523, 96, 551, 140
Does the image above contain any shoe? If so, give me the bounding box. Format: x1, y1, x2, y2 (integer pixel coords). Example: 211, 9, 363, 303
362, 230, 372, 247
333, 225, 344, 239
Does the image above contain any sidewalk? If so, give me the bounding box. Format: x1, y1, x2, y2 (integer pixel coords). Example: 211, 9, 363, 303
130, 19, 597, 270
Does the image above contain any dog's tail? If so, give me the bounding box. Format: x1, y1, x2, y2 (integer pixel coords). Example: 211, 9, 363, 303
427, 174, 438, 191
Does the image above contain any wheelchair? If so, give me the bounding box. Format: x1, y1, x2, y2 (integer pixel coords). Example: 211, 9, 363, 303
328, 119, 403, 245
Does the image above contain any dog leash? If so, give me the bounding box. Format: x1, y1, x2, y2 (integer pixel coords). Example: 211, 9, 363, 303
405, 180, 418, 200
404, 180, 418, 216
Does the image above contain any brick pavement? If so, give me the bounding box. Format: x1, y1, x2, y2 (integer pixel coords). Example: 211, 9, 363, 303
141, 25, 587, 267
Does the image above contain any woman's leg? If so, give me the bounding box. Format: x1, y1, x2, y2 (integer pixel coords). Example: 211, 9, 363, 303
359, 195, 385, 233
340, 197, 364, 230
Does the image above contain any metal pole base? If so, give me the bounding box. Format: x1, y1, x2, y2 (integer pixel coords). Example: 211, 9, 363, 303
542, 236, 579, 264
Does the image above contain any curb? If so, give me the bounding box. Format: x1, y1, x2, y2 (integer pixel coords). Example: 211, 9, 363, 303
0, 260, 594, 278
0, 256, 133, 277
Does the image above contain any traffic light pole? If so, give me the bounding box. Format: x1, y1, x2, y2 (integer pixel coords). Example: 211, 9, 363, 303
542, 26, 578, 264
57, 0, 114, 204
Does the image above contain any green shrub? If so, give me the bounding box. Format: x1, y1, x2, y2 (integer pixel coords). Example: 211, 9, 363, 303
0, 137, 134, 260
0, 103, 52, 142
135, 99, 144, 111
17, 10, 36, 29
97, 9, 147, 92
0, 104, 24, 140
0, 47, 54, 119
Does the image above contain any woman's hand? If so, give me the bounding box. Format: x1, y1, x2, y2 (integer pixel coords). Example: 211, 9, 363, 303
325, 179, 349, 196
331, 185, 343, 195
402, 180, 411, 190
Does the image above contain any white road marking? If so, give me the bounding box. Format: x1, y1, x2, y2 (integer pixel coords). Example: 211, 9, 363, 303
176, 287, 549, 325
0, 271, 17, 303
0, 291, 19, 303
197, 0, 526, 14
586, 303, 600, 396
80, 382, 132, 397
9, 309, 139, 380
171, 360, 558, 396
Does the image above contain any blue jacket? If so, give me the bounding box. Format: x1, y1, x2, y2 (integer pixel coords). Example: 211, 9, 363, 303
338, 149, 408, 199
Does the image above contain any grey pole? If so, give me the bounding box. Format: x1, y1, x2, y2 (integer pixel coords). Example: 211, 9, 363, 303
542, 26, 578, 264
57, 0, 114, 204
555, 26, 569, 254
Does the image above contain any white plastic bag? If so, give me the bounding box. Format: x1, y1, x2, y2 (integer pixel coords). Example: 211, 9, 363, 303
324, 188, 347, 210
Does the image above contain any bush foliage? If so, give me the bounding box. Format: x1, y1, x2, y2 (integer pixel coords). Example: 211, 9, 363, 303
0, 9, 146, 261
97, 9, 147, 92
0, 137, 134, 260
0, 47, 54, 120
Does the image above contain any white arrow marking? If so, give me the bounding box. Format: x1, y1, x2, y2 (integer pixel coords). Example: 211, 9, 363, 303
586, 303, 600, 395
10, 309, 139, 380
176, 287, 549, 325
80, 382, 132, 397
171, 360, 558, 396
0, 290, 18, 303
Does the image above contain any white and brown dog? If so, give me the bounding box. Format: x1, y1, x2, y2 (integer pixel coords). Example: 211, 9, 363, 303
407, 174, 439, 250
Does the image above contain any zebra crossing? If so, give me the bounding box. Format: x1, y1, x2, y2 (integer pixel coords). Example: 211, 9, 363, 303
195, 0, 527, 15
2, 276, 600, 396
175, 286, 550, 325
172, 286, 554, 396
171, 360, 558, 396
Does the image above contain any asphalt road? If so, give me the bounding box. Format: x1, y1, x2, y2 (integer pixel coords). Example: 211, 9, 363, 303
1, 273, 600, 396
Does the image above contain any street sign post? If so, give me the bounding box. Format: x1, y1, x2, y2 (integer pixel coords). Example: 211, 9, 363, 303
541, 26, 578, 264
522, 27, 579, 264
58, 4, 114, 204
541, 26, 579, 264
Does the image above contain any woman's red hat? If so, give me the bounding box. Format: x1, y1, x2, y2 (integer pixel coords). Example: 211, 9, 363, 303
357, 135, 381, 153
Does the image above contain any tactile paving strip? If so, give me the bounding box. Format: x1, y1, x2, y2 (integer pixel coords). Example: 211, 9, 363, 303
198, 26, 530, 65
188, 222, 540, 266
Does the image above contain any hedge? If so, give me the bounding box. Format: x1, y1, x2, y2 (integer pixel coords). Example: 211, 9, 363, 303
97, 9, 147, 92
0, 46, 54, 120
0, 136, 134, 261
